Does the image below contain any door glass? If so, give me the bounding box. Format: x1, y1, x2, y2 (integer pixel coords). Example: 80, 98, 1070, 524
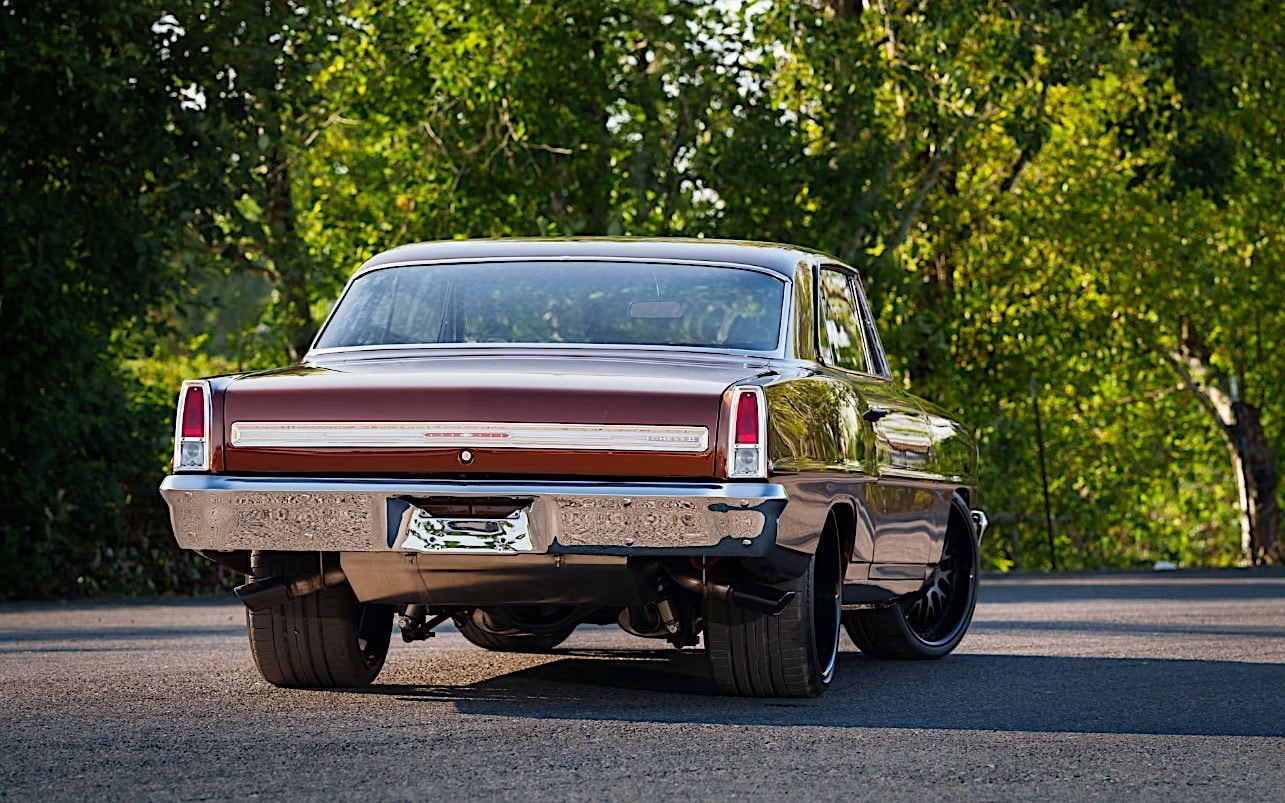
819, 269, 868, 373
851, 273, 889, 377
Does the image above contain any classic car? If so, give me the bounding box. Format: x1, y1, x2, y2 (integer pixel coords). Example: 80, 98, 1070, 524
160, 238, 986, 698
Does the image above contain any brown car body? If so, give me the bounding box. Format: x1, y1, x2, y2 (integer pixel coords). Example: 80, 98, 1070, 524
161, 238, 985, 697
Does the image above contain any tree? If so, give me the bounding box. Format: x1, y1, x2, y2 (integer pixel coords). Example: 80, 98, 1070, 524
0, 0, 223, 594
156, 0, 347, 361
875, 0, 1284, 565
7, 0, 1280, 598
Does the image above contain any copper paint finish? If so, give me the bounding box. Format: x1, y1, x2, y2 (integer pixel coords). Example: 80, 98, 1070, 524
219, 353, 759, 477
162, 239, 981, 608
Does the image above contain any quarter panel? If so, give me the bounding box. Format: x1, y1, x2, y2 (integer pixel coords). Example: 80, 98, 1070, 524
770, 473, 858, 558
765, 376, 868, 475
918, 398, 980, 485
764, 374, 875, 562
848, 377, 939, 566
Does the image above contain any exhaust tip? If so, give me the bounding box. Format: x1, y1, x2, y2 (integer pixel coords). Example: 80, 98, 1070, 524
234, 577, 292, 611
730, 586, 796, 616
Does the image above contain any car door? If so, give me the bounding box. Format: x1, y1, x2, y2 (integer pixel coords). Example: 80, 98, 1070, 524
815, 265, 938, 569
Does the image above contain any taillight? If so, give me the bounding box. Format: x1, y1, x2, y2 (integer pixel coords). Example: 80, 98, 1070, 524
173, 380, 211, 472
735, 390, 759, 444
180, 386, 205, 438
727, 385, 767, 478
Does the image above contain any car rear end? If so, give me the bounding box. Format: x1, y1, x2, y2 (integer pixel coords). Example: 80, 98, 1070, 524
161, 353, 790, 603
161, 246, 813, 682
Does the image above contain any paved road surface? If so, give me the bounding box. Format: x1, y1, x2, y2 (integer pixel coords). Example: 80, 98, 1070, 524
1, 571, 1282, 801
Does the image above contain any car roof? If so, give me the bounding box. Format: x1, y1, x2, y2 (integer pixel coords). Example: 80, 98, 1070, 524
356, 237, 836, 278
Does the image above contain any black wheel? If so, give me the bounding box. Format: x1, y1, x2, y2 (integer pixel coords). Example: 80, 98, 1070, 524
246, 552, 394, 688
705, 526, 842, 698
456, 607, 578, 653
844, 494, 979, 659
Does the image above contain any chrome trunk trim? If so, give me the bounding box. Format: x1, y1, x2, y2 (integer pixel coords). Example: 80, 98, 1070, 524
228, 421, 710, 452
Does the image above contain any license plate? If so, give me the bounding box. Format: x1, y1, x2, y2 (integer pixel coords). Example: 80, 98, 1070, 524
396, 507, 534, 553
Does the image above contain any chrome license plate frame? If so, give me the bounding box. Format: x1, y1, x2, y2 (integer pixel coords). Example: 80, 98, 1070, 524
395, 506, 534, 554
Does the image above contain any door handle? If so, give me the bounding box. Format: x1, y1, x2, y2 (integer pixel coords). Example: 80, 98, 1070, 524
862, 406, 890, 423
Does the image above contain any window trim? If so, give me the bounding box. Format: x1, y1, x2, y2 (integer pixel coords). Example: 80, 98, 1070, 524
849, 270, 892, 379
309, 257, 792, 357
813, 262, 890, 379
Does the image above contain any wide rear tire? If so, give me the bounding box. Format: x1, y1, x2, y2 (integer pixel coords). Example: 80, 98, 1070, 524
246, 552, 394, 688
705, 530, 842, 698
844, 494, 979, 660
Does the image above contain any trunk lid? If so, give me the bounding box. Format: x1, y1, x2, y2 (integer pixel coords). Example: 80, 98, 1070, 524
220, 350, 764, 478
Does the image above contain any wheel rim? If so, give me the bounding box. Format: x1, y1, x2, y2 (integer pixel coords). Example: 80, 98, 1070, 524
902, 521, 976, 646
813, 540, 841, 682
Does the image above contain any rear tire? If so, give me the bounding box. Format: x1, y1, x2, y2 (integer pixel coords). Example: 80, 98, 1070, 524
246, 552, 394, 688
456, 607, 577, 653
844, 494, 979, 660
705, 528, 842, 698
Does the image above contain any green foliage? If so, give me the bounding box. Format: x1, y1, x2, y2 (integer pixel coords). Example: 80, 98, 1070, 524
0, 0, 223, 597
5, 0, 1283, 596
884, 0, 1284, 568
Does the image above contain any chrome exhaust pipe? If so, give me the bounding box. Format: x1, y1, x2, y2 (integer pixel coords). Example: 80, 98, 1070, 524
235, 565, 347, 611
664, 569, 795, 616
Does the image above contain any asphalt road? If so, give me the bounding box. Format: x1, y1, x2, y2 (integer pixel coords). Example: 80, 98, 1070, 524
2, 570, 1282, 802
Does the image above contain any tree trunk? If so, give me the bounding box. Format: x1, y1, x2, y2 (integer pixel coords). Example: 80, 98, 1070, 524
264, 146, 316, 362
1231, 401, 1281, 564
1165, 343, 1281, 565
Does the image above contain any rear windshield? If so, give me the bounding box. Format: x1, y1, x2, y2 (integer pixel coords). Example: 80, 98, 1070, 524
313, 260, 786, 351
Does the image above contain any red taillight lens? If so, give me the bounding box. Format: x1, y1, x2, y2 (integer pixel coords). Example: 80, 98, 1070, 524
174, 381, 211, 472
181, 385, 205, 438
735, 390, 760, 445
727, 385, 766, 478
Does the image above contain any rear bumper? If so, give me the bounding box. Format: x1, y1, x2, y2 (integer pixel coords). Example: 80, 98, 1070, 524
160, 475, 786, 558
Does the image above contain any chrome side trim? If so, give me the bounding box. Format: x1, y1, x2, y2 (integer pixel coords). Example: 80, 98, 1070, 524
228, 421, 709, 452
160, 475, 786, 555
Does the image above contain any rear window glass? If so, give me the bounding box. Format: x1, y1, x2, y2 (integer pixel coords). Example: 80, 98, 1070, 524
314, 261, 785, 351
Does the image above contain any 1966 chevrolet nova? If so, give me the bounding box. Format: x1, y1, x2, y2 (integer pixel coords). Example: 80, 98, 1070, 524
161, 238, 986, 698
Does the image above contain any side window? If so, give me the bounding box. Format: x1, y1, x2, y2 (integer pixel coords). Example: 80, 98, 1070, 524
818, 268, 868, 373
791, 264, 815, 360
851, 273, 890, 377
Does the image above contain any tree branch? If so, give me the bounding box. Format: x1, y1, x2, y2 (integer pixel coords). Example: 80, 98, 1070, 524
1159, 349, 1236, 450
883, 147, 950, 255
1000, 82, 1048, 194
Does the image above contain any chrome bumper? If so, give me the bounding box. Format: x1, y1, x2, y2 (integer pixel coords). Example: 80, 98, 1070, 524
159, 475, 786, 557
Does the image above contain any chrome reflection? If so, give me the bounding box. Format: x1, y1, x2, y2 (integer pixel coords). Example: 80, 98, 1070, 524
230, 420, 710, 452
395, 508, 534, 553
159, 475, 786, 553
871, 411, 932, 467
